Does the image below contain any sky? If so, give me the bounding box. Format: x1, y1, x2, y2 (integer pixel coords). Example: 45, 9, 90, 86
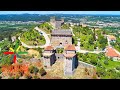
0, 11, 120, 15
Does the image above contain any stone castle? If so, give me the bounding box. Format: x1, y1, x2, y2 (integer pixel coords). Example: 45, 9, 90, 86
50, 17, 64, 29
43, 17, 78, 76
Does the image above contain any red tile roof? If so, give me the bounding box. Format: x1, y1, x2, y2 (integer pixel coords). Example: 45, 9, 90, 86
44, 46, 54, 51
108, 35, 116, 40
106, 47, 120, 57
64, 44, 76, 51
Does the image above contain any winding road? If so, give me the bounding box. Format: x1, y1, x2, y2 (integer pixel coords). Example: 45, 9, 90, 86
70, 27, 75, 36
18, 25, 120, 55
18, 26, 50, 48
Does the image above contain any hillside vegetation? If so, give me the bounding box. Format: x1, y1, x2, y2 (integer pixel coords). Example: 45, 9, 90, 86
73, 26, 107, 51
77, 52, 120, 79
20, 29, 46, 46
39, 22, 53, 34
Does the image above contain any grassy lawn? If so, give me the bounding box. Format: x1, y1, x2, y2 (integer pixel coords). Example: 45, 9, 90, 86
100, 59, 120, 70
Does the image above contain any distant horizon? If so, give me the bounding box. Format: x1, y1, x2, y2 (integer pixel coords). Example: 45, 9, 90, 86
0, 11, 120, 15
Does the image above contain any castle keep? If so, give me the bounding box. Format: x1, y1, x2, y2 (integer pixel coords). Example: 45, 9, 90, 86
51, 29, 72, 48
50, 17, 64, 29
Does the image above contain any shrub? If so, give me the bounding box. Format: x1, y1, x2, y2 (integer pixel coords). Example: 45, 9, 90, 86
96, 67, 106, 77
97, 62, 102, 67
9, 76, 15, 79
29, 66, 39, 74
25, 74, 32, 79
39, 68, 46, 76
90, 59, 97, 65
104, 60, 109, 65
0, 76, 2, 79
116, 66, 120, 70
34, 75, 40, 79
18, 59, 23, 63
15, 74, 20, 79
0, 68, 2, 74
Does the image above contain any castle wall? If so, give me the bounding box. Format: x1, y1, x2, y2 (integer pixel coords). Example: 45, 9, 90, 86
64, 55, 78, 76
78, 61, 96, 68
43, 56, 51, 67
50, 22, 56, 27
51, 36, 72, 47
44, 50, 52, 53
55, 53, 64, 60
64, 58, 73, 72
43, 53, 56, 68
65, 51, 76, 54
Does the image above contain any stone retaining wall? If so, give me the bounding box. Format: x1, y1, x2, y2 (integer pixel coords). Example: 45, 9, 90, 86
78, 61, 96, 68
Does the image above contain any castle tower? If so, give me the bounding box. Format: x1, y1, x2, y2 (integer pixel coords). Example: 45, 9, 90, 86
63, 45, 78, 75
50, 16, 55, 23
43, 46, 56, 68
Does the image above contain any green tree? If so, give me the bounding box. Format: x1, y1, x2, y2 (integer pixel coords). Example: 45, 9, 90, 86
104, 60, 109, 65
29, 66, 39, 74
39, 68, 46, 76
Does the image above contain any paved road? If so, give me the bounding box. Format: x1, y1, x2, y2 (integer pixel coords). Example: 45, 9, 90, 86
105, 35, 111, 46
70, 27, 75, 36
18, 26, 50, 48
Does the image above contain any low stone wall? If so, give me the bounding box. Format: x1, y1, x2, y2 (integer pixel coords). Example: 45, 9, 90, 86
78, 61, 96, 68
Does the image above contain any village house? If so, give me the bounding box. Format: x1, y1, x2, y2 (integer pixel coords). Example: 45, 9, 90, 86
42, 46, 56, 68
107, 35, 116, 43
105, 46, 120, 61
50, 17, 64, 29
63, 44, 78, 75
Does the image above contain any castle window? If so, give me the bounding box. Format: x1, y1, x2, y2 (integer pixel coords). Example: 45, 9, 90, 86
65, 40, 68, 44
60, 43, 62, 45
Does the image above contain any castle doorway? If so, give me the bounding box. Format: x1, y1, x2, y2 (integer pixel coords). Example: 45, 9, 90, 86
60, 43, 62, 45
65, 40, 68, 44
